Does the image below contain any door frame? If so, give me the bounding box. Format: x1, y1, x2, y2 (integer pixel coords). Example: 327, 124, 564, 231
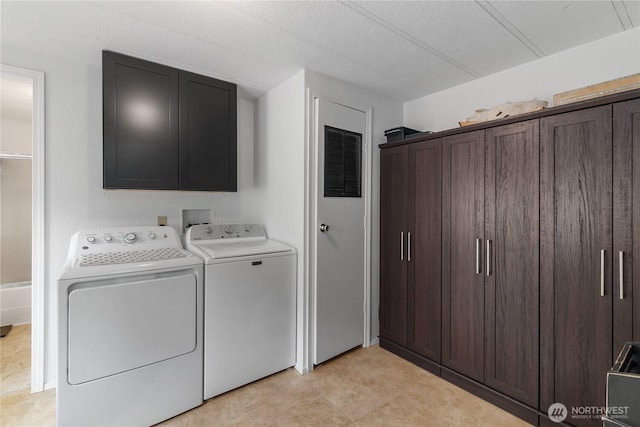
304, 90, 372, 372
0, 64, 45, 393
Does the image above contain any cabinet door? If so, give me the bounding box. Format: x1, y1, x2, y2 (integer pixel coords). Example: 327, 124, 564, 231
408, 139, 442, 361
103, 51, 179, 189
179, 71, 237, 191
540, 106, 612, 426
442, 130, 485, 382
484, 120, 539, 407
379, 146, 408, 346
613, 98, 640, 348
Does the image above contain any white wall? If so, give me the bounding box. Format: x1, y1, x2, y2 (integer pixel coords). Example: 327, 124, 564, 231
254, 70, 402, 373
254, 70, 307, 371
1, 3, 255, 388
405, 27, 640, 132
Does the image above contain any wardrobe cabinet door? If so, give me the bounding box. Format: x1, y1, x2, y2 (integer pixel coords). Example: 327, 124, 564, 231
484, 120, 539, 407
442, 130, 485, 382
407, 139, 442, 361
380, 146, 408, 346
613, 98, 640, 349
540, 106, 613, 426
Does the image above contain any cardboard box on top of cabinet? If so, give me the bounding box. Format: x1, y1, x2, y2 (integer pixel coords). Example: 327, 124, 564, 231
554, 73, 640, 106
459, 100, 548, 127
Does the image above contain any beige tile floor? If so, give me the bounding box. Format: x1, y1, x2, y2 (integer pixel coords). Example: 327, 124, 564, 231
1, 324, 32, 395
1, 334, 532, 426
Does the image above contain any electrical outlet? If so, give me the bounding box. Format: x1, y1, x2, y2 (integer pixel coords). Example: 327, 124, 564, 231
156, 216, 167, 226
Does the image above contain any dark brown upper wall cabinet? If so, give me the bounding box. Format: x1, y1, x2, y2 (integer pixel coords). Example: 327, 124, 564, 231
103, 52, 179, 190
103, 51, 237, 191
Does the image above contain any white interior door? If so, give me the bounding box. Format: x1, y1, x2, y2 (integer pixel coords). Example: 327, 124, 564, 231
313, 98, 366, 365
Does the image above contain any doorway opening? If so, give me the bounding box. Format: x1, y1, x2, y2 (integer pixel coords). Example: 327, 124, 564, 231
309, 96, 372, 369
0, 65, 45, 394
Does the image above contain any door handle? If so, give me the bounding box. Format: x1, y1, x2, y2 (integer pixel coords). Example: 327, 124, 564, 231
400, 232, 404, 261
408, 232, 411, 262
319, 224, 330, 232
619, 251, 624, 300
486, 240, 491, 276
601, 249, 605, 297
475, 239, 481, 275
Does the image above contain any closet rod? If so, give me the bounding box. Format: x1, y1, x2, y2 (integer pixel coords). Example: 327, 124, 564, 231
0, 153, 32, 160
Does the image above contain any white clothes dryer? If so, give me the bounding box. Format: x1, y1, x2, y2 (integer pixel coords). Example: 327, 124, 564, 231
57, 226, 203, 427
185, 223, 296, 399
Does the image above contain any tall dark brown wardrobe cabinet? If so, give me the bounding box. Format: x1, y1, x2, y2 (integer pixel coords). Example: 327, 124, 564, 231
539, 98, 640, 427
441, 121, 539, 413
380, 90, 640, 427
380, 139, 442, 372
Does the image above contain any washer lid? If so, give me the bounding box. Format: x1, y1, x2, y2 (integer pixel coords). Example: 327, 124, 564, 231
192, 239, 294, 261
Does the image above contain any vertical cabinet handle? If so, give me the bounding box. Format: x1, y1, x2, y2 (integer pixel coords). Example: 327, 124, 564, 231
486, 240, 491, 276
408, 232, 412, 262
475, 239, 481, 274
619, 251, 624, 300
601, 249, 605, 297
400, 232, 404, 261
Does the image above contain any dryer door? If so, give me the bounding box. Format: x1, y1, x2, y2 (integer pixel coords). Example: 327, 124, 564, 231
67, 271, 197, 385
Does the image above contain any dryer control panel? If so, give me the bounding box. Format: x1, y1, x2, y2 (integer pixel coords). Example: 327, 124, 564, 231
187, 224, 266, 241
74, 226, 178, 249
65, 226, 188, 268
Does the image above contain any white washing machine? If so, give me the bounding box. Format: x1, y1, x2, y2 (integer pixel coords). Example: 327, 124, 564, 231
185, 223, 296, 399
57, 226, 203, 427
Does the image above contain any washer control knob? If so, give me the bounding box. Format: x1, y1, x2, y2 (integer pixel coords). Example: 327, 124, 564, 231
104, 235, 113, 242
123, 232, 137, 243
86, 236, 96, 244
205, 226, 213, 235
148, 232, 156, 240
244, 225, 253, 233
224, 225, 235, 234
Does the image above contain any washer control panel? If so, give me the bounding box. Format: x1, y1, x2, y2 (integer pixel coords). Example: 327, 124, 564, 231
188, 224, 266, 241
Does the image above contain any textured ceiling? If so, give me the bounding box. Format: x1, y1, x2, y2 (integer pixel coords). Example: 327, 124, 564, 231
2, 1, 639, 101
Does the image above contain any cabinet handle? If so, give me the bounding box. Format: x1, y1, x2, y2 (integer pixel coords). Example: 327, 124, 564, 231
601, 249, 605, 297
408, 232, 412, 262
619, 251, 624, 300
475, 239, 481, 274
486, 240, 491, 276
400, 232, 404, 261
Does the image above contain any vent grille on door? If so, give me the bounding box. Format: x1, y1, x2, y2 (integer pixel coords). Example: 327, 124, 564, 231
324, 126, 362, 198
